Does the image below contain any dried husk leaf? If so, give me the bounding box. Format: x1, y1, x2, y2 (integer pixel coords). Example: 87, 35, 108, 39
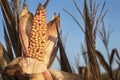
45, 14, 60, 67
50, 70, 80, 80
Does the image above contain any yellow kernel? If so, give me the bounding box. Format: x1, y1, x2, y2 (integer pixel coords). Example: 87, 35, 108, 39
29, 55, 32, 57
38, 57, 43, 61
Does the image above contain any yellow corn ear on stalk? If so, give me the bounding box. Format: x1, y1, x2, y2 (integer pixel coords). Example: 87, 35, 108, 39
27, 4, 47, 61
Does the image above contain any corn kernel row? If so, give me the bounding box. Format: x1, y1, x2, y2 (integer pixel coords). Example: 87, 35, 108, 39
27, 5, 47, 61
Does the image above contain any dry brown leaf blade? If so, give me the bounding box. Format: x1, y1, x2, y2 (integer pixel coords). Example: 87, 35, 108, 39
96, 50, 110, 71
114, 48, 120, 61
73, 0, 84, 19
48, 42, 59, 68
3, 24, 13, 61
1, 0, 21, 57
84, 0, 101, 80
0, 42, 14, 80
95, 50, 114, 79
63, 9, 85, 33
45, 14, 60, 66
110, 48, 117, 66
115, 66, 120, 80
57, 26, 72, 73
19, 4, 33, 56
0, 0, 15, 25
43, 0, 50, 8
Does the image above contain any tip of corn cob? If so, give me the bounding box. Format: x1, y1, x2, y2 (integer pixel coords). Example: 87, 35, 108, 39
37, 3, 45, 11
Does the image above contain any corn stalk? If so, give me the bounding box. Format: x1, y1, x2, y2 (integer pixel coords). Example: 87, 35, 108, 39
96, 20, 120, 80
63, 0, 108, 79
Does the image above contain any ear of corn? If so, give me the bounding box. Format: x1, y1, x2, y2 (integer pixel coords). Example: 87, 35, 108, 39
27, 4, 47, 61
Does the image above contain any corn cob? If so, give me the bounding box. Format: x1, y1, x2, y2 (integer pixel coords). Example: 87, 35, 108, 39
27, 4, 47, 61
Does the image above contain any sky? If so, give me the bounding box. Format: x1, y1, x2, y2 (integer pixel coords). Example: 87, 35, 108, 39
0, 0, 120, 73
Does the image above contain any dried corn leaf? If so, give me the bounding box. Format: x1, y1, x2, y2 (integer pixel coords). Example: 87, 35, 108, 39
95, 50, 114, 79
19, 4, 33, 56
114, 48, 120, 61
95, 50, 109, 71
0, 0, 15, 25
43, 0, 50, 8
45, 14, 60, 67
3, 24, 13, 61
50, 70, 80, 80
48, 42, 59, 68
4, 57, 47, 77
1, 0, 21, 57
0, 42, 14, 80
110, 48, 117, 66
115, 66, 120, 80
63, 9, 85, 33
73, 0, 83, 19
0, 43, 8, 66
84, 0, 100, 79
56, 20, 72, 73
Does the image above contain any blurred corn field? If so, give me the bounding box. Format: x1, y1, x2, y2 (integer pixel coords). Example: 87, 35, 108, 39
0, 0, 120, 80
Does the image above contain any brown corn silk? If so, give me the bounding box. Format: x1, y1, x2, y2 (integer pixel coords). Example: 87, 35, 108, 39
28, 4, 47, 61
